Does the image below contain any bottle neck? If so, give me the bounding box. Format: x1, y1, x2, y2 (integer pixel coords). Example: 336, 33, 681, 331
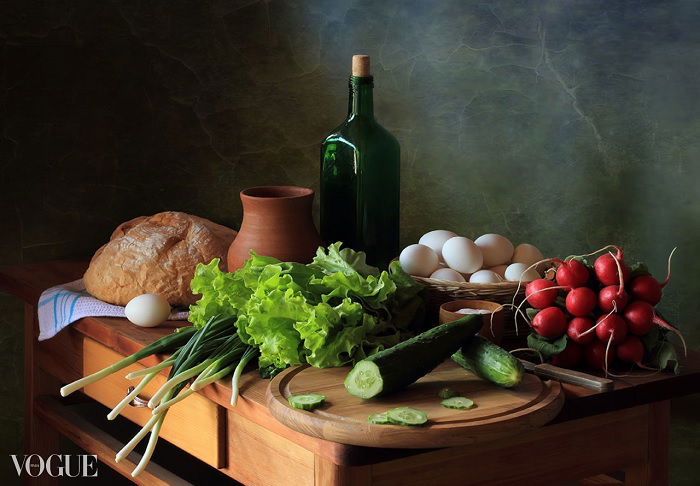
348, 76, 374, 118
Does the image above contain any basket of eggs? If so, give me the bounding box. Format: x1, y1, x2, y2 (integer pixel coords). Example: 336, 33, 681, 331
399, 231, 550, 340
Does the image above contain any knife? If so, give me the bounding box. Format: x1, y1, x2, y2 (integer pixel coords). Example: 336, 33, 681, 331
519, 359, 614, 392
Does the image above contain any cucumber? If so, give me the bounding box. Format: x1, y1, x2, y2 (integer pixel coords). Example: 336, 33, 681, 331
367, 412, 390, 424
344, 315, 482, 399
440, 396, 474, 409
437, 387, 459, 399
288, 393, 326, 410
387, 407, 428, 426
452, 335, 524, 388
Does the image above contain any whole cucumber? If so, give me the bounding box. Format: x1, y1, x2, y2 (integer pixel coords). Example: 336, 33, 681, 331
452, 336, 524, 388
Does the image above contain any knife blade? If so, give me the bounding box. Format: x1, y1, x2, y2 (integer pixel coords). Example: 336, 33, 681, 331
519, 359, 614, 392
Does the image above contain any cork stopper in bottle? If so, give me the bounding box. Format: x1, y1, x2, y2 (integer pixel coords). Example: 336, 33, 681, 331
352, 55, 371, 77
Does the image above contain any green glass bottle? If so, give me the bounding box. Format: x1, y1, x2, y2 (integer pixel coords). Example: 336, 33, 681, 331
320, 55, 400, 267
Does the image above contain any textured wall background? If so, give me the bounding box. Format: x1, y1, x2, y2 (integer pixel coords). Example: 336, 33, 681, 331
1, 0, 699, 483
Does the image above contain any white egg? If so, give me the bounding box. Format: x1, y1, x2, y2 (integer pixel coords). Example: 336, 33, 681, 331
488, 264, 508, 278
474, 234, 514, 267
504, 263, 541, 282
429, 267, 466, 283
442, 237, 483, 274
512, 243, 544, 267
125, 294, 171, 328
469, 269, 503, 284
399, 244, 439, 277
418, 230, 458, 260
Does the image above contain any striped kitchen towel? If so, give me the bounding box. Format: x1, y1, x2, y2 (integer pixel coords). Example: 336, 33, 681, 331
37, 279, 189, 341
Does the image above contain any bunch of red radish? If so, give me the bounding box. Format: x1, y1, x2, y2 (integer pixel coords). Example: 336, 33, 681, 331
523, 245, 684, 375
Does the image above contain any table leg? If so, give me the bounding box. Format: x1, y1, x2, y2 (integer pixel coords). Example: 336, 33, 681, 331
647, 400, 670, 485
623, 401, 669, 486
314, 455, 372, 486
23, 304, 60, 485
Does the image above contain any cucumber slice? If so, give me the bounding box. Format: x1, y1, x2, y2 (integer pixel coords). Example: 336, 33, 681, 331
288, 393, 326, 410
344, 360, 383, 398
367, 412, 390, 424
387, 407, 428, 426
440, 396, 475, 410
437, 387, 459, 399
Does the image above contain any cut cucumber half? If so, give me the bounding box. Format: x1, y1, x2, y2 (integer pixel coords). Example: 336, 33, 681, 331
288, 393, 326, 410
344, 315, 483, 399
440, 396, 475, 410
387, 407, 428, 426
437, 387, 459, 399
367, 412, 390, 425
344, 360, 383, 399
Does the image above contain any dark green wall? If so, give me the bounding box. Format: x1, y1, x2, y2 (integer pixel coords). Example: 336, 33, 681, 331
2, 0, 698, 483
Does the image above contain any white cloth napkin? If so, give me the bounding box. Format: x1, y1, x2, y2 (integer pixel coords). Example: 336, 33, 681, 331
37, 279, 189, 341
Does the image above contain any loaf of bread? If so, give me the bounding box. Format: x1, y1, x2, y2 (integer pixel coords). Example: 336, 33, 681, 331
83, 212, 237, 306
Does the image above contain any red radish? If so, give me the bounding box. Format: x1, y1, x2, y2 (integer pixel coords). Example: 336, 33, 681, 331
555, 259, 589, 288
567, 317, 596, 345
531, 307, 568, 339
598, 249, 629, 313
595, 313, 628, 345
593, 246, 630, 286
629, 275, 663, 306
585, 340, 615, 370
623, 300, 654, 336
616, 335, 645, 365
598, 285, 629, 313
525, 279, 559, 309
629, 247, 676, 305
565, 287, 596, 316
551, 341, 583, 368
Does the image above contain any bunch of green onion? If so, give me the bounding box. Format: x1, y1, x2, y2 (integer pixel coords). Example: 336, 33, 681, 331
60, 315, 258, 477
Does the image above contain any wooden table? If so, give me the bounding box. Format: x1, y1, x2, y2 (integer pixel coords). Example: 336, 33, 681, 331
2, 261, 700, 486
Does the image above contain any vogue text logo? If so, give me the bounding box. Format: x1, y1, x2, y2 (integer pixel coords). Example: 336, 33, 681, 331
11, 454, 98, 478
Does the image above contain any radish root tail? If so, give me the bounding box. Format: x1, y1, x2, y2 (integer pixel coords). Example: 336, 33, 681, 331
608, 367, 662, 379
510, 257, 563, 310
579, 301, 617, 338
496, 302, 531, 336
569, 244, 621, 261
514, 285, 570, 328
608, 251, 625, 297
509, 348, 544, 364
653, 314, 687, 357
604, 333, 613, 378
609, 251, 625, 296
636, 362, 660, 372
488, 304, 504, 339
661, 246, 677, 287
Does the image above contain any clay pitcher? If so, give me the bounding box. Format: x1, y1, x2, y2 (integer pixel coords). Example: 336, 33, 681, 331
227, 186, 322, 271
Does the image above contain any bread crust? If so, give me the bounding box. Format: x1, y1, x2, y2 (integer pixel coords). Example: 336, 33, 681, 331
83, 212, 237, 306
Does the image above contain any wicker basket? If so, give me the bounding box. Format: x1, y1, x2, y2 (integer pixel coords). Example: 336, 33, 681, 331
413, 276, 528, 342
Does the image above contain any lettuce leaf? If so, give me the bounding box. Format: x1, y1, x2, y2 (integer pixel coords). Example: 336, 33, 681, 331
238, 288, 311, 368
310, 270, 397, 309
295, 299, 374, 367
189, 259, 248, 327
312, 242, 380, 277
189, 243, 425, 371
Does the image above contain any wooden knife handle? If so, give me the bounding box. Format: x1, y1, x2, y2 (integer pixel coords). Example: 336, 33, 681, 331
532, 363, 615, 392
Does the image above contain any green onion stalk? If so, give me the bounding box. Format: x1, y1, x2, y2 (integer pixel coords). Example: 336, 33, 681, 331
59, 326, 197, 397
61, 314, 262, 477
231, 346, 259, 406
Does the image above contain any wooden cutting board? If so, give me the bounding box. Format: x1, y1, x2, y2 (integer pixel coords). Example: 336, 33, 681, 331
266, 360, 564, 448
